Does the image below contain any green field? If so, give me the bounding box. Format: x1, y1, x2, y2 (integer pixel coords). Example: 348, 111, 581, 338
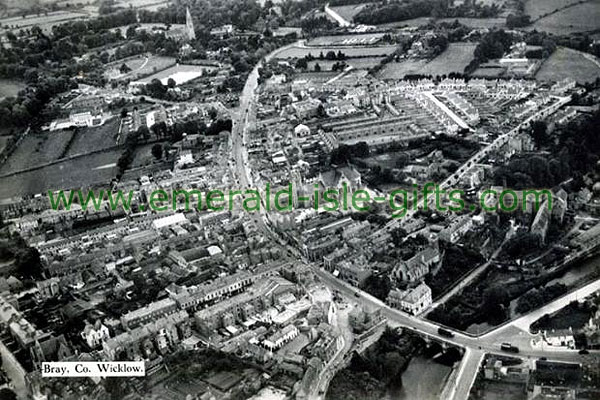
0, 150, 121, 198
0, 130, 74, 175
525, 0, 587, 20
0, 10, 89, 33
536, 47, 600, 84
329, 3, 373, 22
0, 79, 25, 99
107, 55, 177, 81
136, 64, 217, 85
529, 0, 600, 34
379, 43, 476, 79
380, 16, 505, 29
64, 118, 120, 157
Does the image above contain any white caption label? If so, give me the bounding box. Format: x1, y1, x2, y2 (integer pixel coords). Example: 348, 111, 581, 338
42, 362, 145, 377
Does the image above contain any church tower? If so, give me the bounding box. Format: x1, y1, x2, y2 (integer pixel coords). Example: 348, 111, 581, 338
185, 7, 196, 41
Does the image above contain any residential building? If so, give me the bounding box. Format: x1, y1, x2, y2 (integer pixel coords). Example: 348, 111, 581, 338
121, 298, 178, 329
386, 282, 432, 315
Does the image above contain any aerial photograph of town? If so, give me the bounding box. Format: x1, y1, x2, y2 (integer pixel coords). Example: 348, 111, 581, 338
0, 0, 600, 399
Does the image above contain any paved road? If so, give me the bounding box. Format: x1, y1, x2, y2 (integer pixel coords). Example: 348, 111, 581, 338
444, 348, 485, 400
313, 266, 598, 399
312, 303, 355, 399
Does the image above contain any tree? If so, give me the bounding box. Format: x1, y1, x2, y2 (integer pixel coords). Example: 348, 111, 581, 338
530, 120, 548, 148
120, 108, 128, 119
314, 62, 321, 72
316, 103, 326, 118
136, 125, 150, 141
0, 388, 17, 400
151, 143, 163, 160
391, 227, 408, 247
295, 57, 308, 70
325, 50, 337, 60
167, 78, 176, 88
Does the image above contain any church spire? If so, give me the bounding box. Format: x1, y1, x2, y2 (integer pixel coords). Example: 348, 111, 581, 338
185, 7, 196, 41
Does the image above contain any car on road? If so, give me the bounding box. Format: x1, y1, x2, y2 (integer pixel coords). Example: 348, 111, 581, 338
438, 328, 454, 338
579, 349, 589, 355
500, 343, 519, 353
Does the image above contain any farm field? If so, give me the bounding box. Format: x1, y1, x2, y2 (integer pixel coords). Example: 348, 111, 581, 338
536, 47, 600, 84
436, 17, 506, 28
419, 43, 476, 75
63, 117, 120, 157
0, 10, 89, 33
115, 0, 169, 10
0, 150, 121, 198
107, 55, 176, 81
307, 33, 384, 46
380, 16, 505, 29
378, 43, 476, 79
472, 65, 506, 78
0, 130, 74, 175
528, 0, 600, 34
525, 0, 585, 20
135, 64, 217, 85
329, 3, 373, 22
378, 59, 428, 79
0, 79, 25, 99
275, 45, 397, 59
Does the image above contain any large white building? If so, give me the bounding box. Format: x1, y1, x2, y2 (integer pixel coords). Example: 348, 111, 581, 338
387, 282, 432, 315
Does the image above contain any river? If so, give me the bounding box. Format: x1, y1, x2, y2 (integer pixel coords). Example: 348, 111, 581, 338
396, 356, 452, 400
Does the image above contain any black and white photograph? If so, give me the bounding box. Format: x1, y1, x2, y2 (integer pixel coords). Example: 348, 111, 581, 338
0, 0, 599, 399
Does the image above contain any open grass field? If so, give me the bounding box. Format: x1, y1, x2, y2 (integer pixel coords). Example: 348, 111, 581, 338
329, 3, 373, 22
107, 55, 177, 81
380, 16, 505, 29
420, 43, 476, 75
0, 10, 89, 33
115, 0, 169, 9
379, 43, 476, 79
472, 65, 505, 78
536, 47, 600, 84
378, 59, 428, 79
275, 45, 397, 59
64, 117, 120, 157
436, 17, 506, 28
525, 0, 583, 20
528, 0, 600, 34
0, 79, 25, 99
136, 64, 217, 85
307, 33, 384, 46
0, 149, 121, 198
0, 130, 74, 175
